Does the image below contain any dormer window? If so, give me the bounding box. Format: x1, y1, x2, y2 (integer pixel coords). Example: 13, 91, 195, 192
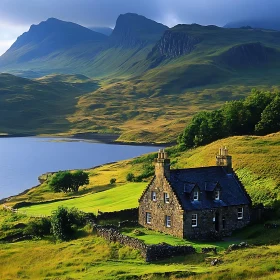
164, 192, 170, 203
151, 191, 156, 201
193, 191, 199, 201
214, 190, 220, 200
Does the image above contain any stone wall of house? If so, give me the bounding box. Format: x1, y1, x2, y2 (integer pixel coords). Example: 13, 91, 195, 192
183, 205, 251, 240
93, 224, 195, 262
139, 176, 184, 238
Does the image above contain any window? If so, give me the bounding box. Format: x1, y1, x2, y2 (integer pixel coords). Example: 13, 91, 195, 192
164, 192, 170, 203
238, 207, 243, 220
146, 212, 151, 224
165, 215, 171, 227
214, 190, 220, 200
191, 214, 198, 227
151, 191, 156, 201
193, 191, 199, 201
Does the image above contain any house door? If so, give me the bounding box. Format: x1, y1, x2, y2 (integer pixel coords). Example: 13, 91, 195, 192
215, 212, 220, 232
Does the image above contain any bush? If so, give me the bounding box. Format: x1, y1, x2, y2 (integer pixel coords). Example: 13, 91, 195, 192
50, 206, 87, 241
24, 218, 51, 237
110, 178, 116, 185
126, 173, 135, 182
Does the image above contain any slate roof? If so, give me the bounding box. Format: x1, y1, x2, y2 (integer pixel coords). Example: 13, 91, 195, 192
169, 166, 251, 210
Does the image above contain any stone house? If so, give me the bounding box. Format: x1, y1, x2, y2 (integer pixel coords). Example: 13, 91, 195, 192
138, 147, 251, 240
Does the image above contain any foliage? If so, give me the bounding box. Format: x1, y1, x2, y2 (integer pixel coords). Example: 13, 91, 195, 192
179, 90, 279, 148
110, 178, 116, 185
71, 170, 90, 192
49, 170, 89, 193
126, 173, 135, 182
50, 206, 87, 241
23, 217, 51, 237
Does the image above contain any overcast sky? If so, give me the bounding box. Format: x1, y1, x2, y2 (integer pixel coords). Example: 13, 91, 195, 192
0, 0, 279, 55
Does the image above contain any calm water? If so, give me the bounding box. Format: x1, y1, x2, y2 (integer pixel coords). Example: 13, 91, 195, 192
0, 137, 160, 199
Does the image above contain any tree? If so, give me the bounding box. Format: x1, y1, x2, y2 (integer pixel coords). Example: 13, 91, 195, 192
49, 170, 89, 193
255, 96, 280, 135
49, 171, 73, 193
71, 170, 89, 192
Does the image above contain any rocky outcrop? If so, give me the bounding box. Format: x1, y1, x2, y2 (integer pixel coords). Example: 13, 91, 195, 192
218, 42, 274, 67
149, 30, 201, 59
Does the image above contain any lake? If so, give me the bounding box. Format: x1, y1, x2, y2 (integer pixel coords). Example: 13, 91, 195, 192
0, 137, 161, 199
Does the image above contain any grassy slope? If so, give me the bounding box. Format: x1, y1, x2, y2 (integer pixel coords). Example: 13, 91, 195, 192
1, 134, 280, 279
20, 183, 147, 215
68, 25, 280, 142
6, 132, 280, 212
1, 210, 280, 280
0, 73, 98, 135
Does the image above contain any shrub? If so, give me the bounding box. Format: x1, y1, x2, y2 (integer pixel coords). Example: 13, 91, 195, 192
110, 178, 116, 185
24, 218, 51, 237
126, 173, 135, 182
50, 206, 87, 241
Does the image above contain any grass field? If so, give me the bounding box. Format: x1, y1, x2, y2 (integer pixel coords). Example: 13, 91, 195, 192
20, 183, 147, 215
1, 225, 280, 279
5, 132, 280, 211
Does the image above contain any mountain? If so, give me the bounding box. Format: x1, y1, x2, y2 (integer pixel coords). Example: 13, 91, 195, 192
1, 17, 280, 142
89, 27, 113, 36
109, 13, 168, 47
0, 18, 106, 70
0, 14, 168, 78
224, 19, 280, 31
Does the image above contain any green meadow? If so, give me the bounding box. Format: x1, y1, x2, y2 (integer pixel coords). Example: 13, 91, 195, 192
20, 183, 147, 216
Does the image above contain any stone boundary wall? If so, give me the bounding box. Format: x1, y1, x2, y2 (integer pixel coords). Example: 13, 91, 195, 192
93, 224, 195, 262
97, 208, 138, 221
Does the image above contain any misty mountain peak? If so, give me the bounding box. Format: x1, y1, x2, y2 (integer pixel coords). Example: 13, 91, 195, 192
110, 13, 168, 47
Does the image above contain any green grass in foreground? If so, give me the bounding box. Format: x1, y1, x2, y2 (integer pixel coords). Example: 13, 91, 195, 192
20, 182, 147, 215
122, 227, 233, 251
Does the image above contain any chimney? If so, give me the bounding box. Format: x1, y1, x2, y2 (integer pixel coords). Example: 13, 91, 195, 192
154, 149, 170, 180
216, 146, 232, 173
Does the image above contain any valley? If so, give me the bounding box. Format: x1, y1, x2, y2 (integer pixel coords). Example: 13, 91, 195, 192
0, 14, 280, 142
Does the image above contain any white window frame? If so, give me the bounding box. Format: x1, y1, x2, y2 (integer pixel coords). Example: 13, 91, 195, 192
151, 191, 156, 201
191, 214, 198, 227
164, 192, 170, 204
193, 191, 199, 201
166, 215, 171, 228
146, 212, 151, 224
238, 207, 243, 220
214, 190, 220, 200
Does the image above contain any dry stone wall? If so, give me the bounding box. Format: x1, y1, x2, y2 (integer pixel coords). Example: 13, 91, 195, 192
93, 224, 195, 262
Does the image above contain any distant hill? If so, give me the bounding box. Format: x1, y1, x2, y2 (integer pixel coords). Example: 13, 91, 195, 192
0, 73, 98, 135
89, 27, 113, 36
224, 19, 280, 31
1, 15, 280, 142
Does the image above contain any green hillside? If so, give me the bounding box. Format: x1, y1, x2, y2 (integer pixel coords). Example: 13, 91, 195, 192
1, 16, 280, 142
0, 73, 98, 135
